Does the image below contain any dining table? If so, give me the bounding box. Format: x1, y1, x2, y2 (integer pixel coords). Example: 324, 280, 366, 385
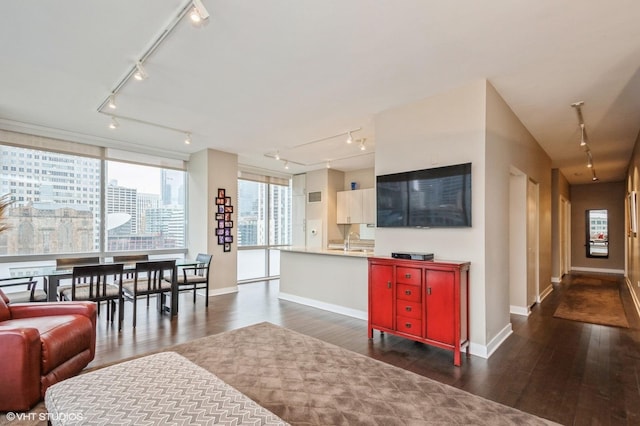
7, 258, 200, 317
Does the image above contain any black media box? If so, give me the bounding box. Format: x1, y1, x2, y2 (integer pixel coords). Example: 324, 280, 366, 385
391, 252, 434, 261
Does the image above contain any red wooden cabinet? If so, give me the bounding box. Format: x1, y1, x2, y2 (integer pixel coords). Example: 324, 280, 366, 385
368, 264, 394, 336
368, 257, 470, 366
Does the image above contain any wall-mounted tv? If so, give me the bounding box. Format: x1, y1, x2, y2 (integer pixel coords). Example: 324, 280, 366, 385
376, 162, 472, 228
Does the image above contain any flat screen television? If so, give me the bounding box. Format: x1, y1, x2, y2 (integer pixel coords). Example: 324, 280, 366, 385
376, 162, 472, 228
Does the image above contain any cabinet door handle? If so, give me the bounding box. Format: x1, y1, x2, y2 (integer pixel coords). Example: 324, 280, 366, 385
427, 287, 432, 295
387, 281, 391, 289
405, 322, 412, 328
405, 273, 411, 279
405, 306, 412, 312
405, 290, 412, 296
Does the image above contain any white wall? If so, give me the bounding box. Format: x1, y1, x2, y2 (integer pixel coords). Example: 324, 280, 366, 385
188, 148, 238, 295
626, 131, 640, 317
485, 81, 552, 345
374, 80, 553, 356
344, 168, 375, 190
374, 80, 488, 348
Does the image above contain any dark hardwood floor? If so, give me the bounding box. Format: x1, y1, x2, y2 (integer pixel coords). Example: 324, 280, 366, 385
93, 273, 640, 426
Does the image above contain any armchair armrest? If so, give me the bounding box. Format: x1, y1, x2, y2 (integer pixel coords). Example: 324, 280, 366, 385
10, 301, 97, 321
0, 327, 42, 411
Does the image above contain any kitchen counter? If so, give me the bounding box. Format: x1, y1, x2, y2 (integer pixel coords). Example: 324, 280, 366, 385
278, 247, 370, 320
278, 246, 373, 258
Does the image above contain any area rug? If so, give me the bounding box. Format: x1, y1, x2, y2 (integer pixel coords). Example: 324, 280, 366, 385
6, 322, 559, 426
553, 276, 629, 328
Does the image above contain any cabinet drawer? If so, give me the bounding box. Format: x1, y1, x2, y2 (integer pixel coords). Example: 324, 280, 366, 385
396, 283, 421, 303
396, 300, 422, 319
396, 267, 421, 285
396, 316, 422, 337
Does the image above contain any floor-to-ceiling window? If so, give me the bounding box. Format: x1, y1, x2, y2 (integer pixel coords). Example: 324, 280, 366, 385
0, 143, 187, 273
237, 172, 291, 282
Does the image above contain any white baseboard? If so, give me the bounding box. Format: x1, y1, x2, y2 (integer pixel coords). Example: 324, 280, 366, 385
625, 277, 640, 321
510, 305, 530, 316
278, 292, 368, 321
469, 322, 512, 359
551, 276, 561, 283
538, 284, 554, 302
207, 286, 239, 297
571, 266, 625, 275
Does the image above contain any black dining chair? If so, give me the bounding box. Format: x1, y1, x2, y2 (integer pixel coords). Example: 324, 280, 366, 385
60, 263, 125, 330
122, 260, 176, 328
173, 253, 212, 307
0, 277, 47, 303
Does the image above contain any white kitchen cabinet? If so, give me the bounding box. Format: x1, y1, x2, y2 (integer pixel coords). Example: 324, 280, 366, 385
362, 188, 375, 224
337, 188, 375, 224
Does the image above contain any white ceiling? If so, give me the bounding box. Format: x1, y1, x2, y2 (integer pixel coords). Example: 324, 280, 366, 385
1, 1, 640, 184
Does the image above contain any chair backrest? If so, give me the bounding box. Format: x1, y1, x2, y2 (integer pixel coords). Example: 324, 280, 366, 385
0, 289, 10, 321
113, 254, 149, 264
132, 260, 176, 293
0, 277, 41, 303
71, 263, 123, 301
194, 253, 212, 277
57, 257, 101, 269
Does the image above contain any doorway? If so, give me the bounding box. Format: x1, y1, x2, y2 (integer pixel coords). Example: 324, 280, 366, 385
509, 167, 540, 315
559, 196, 571, 277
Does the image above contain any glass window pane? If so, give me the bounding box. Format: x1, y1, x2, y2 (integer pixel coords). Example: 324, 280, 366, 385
0, 145, 101, 255
269, 183, 291, 246
238, 180, 267, 246
269, 248, 280, 276
106, 162, 185, 251
237, 249, 267, 281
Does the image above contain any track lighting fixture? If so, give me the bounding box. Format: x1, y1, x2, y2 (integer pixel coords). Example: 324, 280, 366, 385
284, 161, 289, 170
359, 139, 366, 151
326, 161, 331, 169
109, 117, 119, 129
108, 94, 117, 110
274, 151, 280, 161
190, 0, 210, 24
571, 101, 599, 182
346, 132, 353, 144
184, 133, 192, 145
133, 62, 148, 81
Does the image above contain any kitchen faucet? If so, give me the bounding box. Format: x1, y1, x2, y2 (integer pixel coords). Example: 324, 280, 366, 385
345, 231, 360, 251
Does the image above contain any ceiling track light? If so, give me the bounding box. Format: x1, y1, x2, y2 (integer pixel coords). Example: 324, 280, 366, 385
108, 94, 117, 110
284, 161, 289, 170
274, 150, 280, 161
579, 123, 587, 147
109, 116, 119, 129
359, 138, 366, 151
346, 131, 353, 144
326, 161, 331, 169
133, 61, 148, 81
571, 101, 600, 182
184, 132, 192, 144
190, 0, 210, 24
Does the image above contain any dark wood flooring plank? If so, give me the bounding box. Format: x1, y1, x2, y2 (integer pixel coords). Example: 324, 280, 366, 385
89, 273, 639, 426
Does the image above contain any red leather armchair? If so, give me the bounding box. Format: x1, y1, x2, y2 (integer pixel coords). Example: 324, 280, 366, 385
0, 289, 97, 411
